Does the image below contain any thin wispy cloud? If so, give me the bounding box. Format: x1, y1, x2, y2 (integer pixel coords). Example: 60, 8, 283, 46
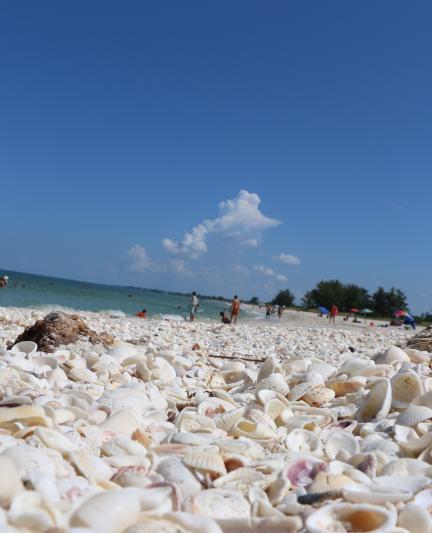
127, 245, 156, 272
254, 265, 287, 283
163, 190, 281, 259
274, 253, 301, 266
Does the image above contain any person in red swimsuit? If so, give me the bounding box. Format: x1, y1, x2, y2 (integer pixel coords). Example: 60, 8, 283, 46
329, 305, 338, 325
135, 309, 147, 318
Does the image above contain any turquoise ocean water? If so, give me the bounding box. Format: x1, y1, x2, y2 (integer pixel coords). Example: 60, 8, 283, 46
0, 270, 237, 321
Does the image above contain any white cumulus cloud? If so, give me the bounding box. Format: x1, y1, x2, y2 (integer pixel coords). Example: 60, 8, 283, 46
162, 190, 280, 259
127, 245, 155, 272
254, 265, 287, 283
274, 253, 301, 266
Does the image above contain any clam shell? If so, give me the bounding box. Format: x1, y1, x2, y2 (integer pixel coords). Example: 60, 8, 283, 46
285, 429, 321, 454
10, 341, 38, 355
306, 502, 396, 533
391, 370, 423, 409
302, 387, 335, 407
0, 456, 24, 505
343, 483, 413, 503
376, 346, 410, 364
256, 374, 289, 396
358, 379, 392, 422
397, 405, 432, 427
328, 379, 365, 397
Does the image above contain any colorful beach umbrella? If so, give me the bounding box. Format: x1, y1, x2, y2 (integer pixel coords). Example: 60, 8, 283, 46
318, 306, 329, 315
361, 308, 373, 314
394, 310, 407, 317
350, 308, 359, 313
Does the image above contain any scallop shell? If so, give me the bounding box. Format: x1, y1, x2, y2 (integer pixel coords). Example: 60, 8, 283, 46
306, 502, 397, 533
309, 472, 356, 493
391, 370, 423, 409
184, 489, 250, 520
376, 346, 410, 364
183, 450, 227, 476
397, 405, 432, 427
289, 381, 320, 401
357, 379, 392, 422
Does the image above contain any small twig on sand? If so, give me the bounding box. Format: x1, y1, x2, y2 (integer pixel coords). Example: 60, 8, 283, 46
207, 354, 265, 363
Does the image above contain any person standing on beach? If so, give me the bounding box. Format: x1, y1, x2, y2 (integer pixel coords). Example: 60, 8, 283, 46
266, 304, 271, 320
189, 291, 199, 321
0, 276, 8, 288
329, 304, 338, 325
277, 306, 283, 320
230, 294, 241, 324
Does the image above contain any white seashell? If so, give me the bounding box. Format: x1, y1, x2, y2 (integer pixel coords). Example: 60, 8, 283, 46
325, 431, 359, 460
70, 490, 141, 532
328, 379, 365, 397
306, 502, 396, 533
309, 472, 356, 493
9, 490, 57, 531
339, 358, 374, 375
70, 450, 113, 482
230, 418, 277, 440
257, 356, 279, 382
0, 405, 52, 427
35, 427, 79, 455
123, 512, 222, 533
376, 346, 410, 364
285, 428, 321, 454
397, 405, 432, 426
414, 488, 432, 511
302, 387, 335, 407
10, 341, 38, 355
183, 449, 227, 476
343, 483, 413, 503
256, 374, 289, 396
156, 457, 202, 499
414, 391, 432, 408
263, 398, 287, 420
398, 503, 432, 533
358, 379, 392, 422
213, 467, 272, 495
0, 456, 24, 505
184, 489, 250, 520
289, 381, 319, 401
99, 410, 140, 437
373, 475, 430, 493
391, 370, 423, 409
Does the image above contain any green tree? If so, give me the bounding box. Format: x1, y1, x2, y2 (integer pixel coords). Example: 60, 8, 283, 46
302, 280, 346, 309
272, 289, 295, 307
249, 296, 259, 305
372, 287, 408, 316
342, 283, 371, 311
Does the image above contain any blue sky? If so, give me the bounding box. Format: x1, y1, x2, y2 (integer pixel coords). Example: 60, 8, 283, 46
0, 1, 431, 312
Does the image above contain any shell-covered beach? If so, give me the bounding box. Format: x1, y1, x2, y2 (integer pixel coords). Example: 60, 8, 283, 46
0, 307, 430, 532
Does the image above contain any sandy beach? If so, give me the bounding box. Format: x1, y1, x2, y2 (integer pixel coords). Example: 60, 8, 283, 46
0, 305, 428, 531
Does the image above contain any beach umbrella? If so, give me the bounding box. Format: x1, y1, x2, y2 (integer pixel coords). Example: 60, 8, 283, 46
361, 308, 373, 314
350, 308, 359, 313
318, 306, 329, 315
394, 310, 407, 317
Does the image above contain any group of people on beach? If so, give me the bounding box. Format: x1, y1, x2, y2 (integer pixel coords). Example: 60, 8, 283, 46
265, 304, 284, 321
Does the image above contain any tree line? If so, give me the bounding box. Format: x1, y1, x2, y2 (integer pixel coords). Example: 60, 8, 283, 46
270, 280, 409, 317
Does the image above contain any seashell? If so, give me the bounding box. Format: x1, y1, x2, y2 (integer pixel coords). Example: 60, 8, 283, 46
257, 356, 280, 382
405, 348, 432, 365
306, 502, 397, 533
396, 405, 432, 426
308, 471, 356, 493
10, 341, 38, 355
302, 387, 335, 407
213, 467, 273, 495
35, 427, 79, 455
230, 419, 277, 440
100, 410, 140, 437
339, 358, 374, 375
391, 370, 423, 409
376, 346, 410, 364
285, 428, 321, 454
70, 450, 113, 482
381, 458, 432, 477
289, 381, 319, 401
0, 406, 52, 427
325, 431, 359, 460
123, 512, 222, 533
414, 391, 432, 409
9, 490, 57, 531
183, 449, 227, 476
414, 488, 432, 511
70, 489, 141, 532
263, 398, 287, 421
184, 489, 251, 520
256, 374, 289, 396
328, 379, 365, 397
398, 503, 432, 533
156, 457, 202, 499
0, 456, 24, 505
373, 475, 430, 493
343, 483, 413, 503
357, 379, 392, 422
